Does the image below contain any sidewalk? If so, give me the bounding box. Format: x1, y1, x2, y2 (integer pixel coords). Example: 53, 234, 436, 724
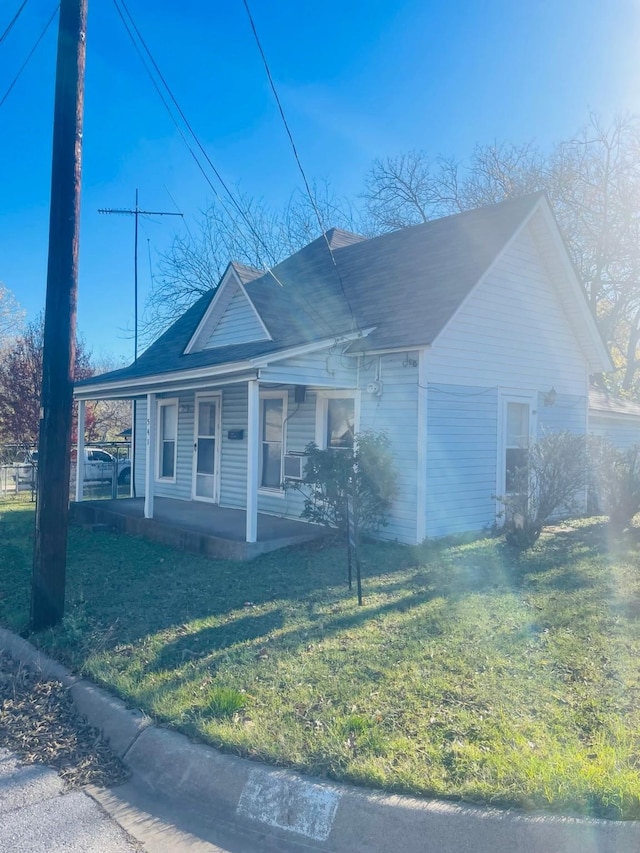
2, 626, 639, 853
0, 748, 142, 853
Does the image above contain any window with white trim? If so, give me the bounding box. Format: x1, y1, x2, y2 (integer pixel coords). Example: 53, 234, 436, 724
317, 393, 357, 450
259, 392, 287, 490
157, 400, 177, 480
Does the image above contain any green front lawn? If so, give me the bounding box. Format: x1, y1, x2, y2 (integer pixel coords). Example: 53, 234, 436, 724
1, 499, 639, 819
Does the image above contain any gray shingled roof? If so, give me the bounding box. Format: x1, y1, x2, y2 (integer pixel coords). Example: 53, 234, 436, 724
78, 194, 544, 389
589, 387, 640, 417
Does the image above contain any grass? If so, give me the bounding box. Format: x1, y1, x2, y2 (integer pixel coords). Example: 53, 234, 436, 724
1, 497, 640, 819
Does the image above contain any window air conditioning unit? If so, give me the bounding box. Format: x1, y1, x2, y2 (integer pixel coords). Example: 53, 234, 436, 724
284, 453, 308, 480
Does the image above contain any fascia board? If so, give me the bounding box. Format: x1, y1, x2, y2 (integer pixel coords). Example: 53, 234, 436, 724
74, 370, 262, 401
250, 327, 376, 367
74, 359, 257, 398
536, 200, 613, 373
353, 344, 430, 356
74, 329, 375, 400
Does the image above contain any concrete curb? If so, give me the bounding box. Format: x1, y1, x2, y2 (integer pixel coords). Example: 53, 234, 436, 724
2, 627, 640, 853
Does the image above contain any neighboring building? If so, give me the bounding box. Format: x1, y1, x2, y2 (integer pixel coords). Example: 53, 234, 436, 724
74, 193, 612, 547
589, 387, 640, 450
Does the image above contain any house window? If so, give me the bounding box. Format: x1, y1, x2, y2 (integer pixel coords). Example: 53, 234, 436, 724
158, 400, 177, 480
316, 392, 358, 450
327, 398, 355, 449
260, 392, 286, 490
505, 401, 529, 493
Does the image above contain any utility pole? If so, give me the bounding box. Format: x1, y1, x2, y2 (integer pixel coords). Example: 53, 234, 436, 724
98, 193, 182, 361
31, 0, 88, 631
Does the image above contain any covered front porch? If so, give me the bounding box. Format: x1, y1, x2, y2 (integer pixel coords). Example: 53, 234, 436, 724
73, 337, 362, 555
70, 496, 327, 560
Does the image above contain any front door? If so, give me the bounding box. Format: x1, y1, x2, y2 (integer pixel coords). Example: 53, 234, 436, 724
193, 395, 220, 502
497, 390, 537, 509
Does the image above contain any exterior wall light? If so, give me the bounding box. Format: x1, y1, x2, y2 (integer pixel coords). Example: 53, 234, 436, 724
543, 387, 557, 407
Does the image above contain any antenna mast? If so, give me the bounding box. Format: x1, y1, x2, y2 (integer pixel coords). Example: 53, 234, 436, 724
98, 190, 182, 360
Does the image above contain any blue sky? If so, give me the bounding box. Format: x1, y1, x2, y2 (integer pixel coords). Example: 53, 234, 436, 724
1, 0, 639, 362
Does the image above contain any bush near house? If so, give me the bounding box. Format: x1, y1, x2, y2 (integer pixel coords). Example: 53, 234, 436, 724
292, 430, 397, 536
497, 431, 588, 549
589, 439, 640, 529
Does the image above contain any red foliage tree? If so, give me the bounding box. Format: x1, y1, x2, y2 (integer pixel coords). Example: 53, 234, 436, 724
0, 316, 92, 447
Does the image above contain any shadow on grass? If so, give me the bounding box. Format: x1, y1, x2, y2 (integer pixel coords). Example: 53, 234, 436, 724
131, 585, 442, 707
149, 609, 286, 671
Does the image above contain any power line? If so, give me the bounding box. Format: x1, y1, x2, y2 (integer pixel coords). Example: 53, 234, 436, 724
111, 0, 337, 339
112, 0, 284, 284
241, 0, 357, 329
0, 0, 28, 47
0, 5, 58, 110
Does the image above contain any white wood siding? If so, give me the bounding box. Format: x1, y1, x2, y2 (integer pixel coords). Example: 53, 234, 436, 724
218, 384, 317, 518
359, 353, 419, 544
219, 385, 248, 508
203, 288, 268, 349
154, 392, 194, 500
424, 387, 586, 538
426, 384, 498, 537
589, 414, 640, 450
537, 393, 586, 436
428, 225, 589, 396
260, 350, 357, 387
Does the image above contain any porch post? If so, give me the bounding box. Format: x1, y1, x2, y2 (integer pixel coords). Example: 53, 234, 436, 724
246, 379, 259, 543
416, 349, 428, 543
129, 399, 135, 498
75, 399, 85, 502
144, 392, 156, 519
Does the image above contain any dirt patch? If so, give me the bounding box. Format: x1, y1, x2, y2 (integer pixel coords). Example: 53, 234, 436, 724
0, 650, 128, 789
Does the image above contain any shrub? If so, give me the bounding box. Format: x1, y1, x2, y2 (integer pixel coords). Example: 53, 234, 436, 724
291, 430, 397, 536
589, 439, 640, 528
496, 431, 587, 549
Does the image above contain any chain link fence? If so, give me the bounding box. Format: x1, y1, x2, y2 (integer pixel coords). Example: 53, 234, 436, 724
0, 442, 131, 502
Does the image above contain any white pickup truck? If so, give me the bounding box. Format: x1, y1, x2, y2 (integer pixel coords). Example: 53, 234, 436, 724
15, 449, 131, 487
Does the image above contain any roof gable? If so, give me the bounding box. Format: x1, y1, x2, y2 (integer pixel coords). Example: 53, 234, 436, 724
76, 194, 611, 392
186, 265, 271, 354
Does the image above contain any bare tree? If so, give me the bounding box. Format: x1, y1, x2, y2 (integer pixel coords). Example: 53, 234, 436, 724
84, 355, 131, 442
362, 142, 546, 232
0, 283, 25, 349
547, 115, 640, 393
362, 117, 640, 394
142, 182, 359, 344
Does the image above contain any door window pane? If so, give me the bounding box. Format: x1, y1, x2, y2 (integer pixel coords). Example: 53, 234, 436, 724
505, 402, 529, 492
161, 439, 175, 478
506, 403, 528, 448
327, 398, 354, 449
197, 437, 215, 475
199, 401, 216, 436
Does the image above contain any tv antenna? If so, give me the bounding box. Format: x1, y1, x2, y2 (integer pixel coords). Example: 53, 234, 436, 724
98, 189, 183, 360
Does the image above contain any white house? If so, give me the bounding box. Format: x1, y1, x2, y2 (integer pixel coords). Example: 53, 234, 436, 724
74, 193, 612, 552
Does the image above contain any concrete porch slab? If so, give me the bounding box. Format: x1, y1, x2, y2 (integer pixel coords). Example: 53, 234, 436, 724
69, 497, 324, 560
